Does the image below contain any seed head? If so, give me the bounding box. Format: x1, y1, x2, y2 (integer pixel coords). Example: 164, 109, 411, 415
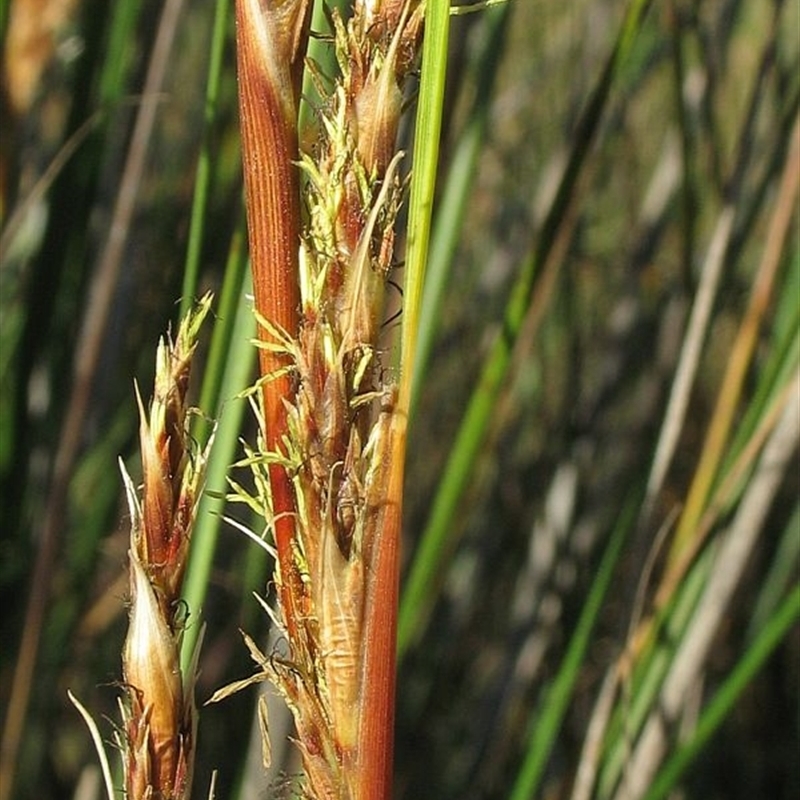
119, 294, 210, 800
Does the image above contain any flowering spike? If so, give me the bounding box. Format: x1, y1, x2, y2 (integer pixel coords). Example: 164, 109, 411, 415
231, 1, 423, 796
120, 295, 211, 800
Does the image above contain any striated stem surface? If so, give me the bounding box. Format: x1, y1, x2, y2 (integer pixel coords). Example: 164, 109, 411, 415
235, 0, 312, 639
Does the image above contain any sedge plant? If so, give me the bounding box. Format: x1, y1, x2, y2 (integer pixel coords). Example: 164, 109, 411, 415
2, 1, 798, 799
210, 1, 430, 797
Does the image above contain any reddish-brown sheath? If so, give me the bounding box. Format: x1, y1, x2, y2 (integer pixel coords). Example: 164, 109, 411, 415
235, 0, 311, 637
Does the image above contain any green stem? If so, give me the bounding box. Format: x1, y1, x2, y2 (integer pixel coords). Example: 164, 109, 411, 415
642, 584, 800, 800
398, 0, 654, 657
180, 0, 231, 318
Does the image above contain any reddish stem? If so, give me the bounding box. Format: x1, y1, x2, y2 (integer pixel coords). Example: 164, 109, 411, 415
357, 411, 406, 800
235, 0, 310, 637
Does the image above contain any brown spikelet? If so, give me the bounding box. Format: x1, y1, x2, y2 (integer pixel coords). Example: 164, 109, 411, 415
120, 295, 211, 800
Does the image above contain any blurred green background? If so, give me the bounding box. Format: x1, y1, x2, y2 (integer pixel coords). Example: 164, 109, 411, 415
1, 1, 798, 799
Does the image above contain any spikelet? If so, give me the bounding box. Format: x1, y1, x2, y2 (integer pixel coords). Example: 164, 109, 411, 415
119, 294, 211, 800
